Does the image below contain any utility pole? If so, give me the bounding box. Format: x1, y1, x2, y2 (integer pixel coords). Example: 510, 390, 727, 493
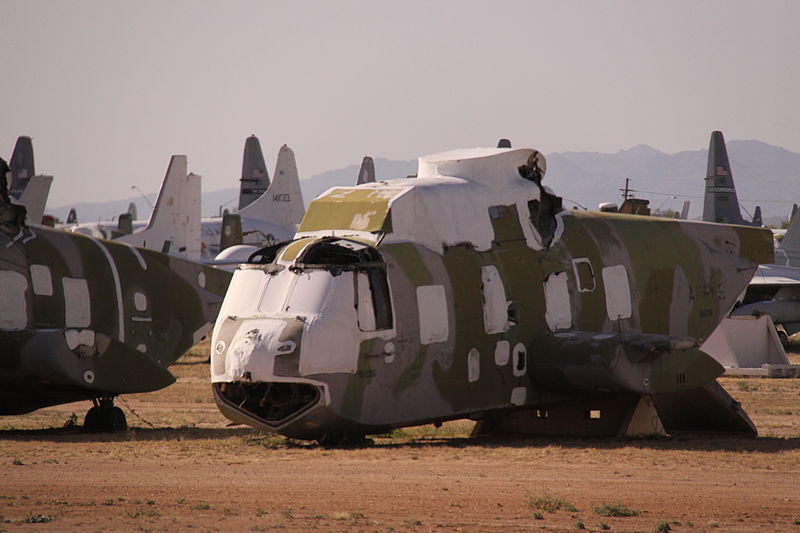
620, 178, 631, 201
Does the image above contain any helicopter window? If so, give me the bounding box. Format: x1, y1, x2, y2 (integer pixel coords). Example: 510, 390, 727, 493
481, 265, 510, 334
356, 268, 393, 331
0, 271, 28, 330
417, 285, 449, 344
572, 258, 596, 293
299, 238, 381, 266
62, 277, 91, 328
283, 270, 334, 315
602, 265, 632, 320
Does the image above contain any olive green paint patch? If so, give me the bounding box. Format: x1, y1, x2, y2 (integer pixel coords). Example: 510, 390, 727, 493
299, 188, 400, 233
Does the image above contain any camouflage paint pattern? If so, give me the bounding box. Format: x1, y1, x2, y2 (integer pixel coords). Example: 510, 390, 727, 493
211, 147, 772, 441
0, 221, 230, 414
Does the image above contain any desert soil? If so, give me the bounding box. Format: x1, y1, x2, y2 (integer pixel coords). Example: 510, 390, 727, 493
1, 349, 799, 533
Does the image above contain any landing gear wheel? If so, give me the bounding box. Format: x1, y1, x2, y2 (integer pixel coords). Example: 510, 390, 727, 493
83, 406, 103, 432
102, 406, 128, 432
83, 397, 128, 433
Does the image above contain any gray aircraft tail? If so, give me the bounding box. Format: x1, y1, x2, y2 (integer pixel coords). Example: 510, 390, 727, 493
356, 156, 375, 185
752, 206, 763, 226
238, 144, 305, 227
127, 202, 137, 221
8, 136, 35, 199
66, 208, 78, 224
239, 135, 270, 210
702, 130, 750, 225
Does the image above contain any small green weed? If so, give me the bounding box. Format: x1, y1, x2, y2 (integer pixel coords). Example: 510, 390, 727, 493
592, 503, 640, 517
529, 494, 577, 513
655, 520, 672, 533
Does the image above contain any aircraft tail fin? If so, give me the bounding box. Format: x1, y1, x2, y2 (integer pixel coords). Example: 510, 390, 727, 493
66, 208, 78, 224
8, 136, 35, 199
238, 144, 305, 227
752, 206, 762, 226
17, 174, 53, 224
702, 130, 748, 225
239, 135, 270, 210
777, 203, 800, 264
680, 200, 690, 220
127, 202, 137, 220
112, 213, 134, 238
356, 156, 375, 185
220, 213, 243, 251
118, 156, 202, 259
497, 138, 512, 148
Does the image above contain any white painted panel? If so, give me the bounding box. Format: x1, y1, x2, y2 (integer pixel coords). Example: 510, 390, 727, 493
510, 386, 526, 406
300, 272, 360, 375
544, 271, 572, 331
356, 272, 376, 331
467, 348, 480, 382
481, 265, 510, 334
282, 270, 333, 316
30, 264, 53, 296
602, 265, 632, 320
134, 292, 148, 311
258, 269, 295, 313
494, 340, 510, 366
416, 285, 449, 344
0, 271, 28, 330
62, 277, 91, 328
212, 268, 267, 342
512, 343, 527, 377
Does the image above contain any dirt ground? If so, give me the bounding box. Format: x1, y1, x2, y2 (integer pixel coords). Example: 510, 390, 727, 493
1, 349, 799, 533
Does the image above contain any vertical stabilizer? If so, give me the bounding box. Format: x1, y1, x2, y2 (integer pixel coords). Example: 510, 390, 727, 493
680, 200, 690, 220
66, 208, 78, 224
127, 202, 138, 221
356, 156, 375, 185
752, 206, 762, 226
777, 204, 800, 266
238, 144, 305, 227
702, 131, 748, 225
239, 135, 270, 210
17, 174, 53, 224
8, 136, 35, 199
220, 213, 243, 251
119, 156, 202, 260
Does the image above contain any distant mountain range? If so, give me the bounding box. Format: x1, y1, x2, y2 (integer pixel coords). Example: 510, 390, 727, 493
48, 140, 800, 226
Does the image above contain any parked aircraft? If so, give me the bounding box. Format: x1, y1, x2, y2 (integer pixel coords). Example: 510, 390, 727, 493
64, 136, 304, 259
0, 161, 231, 431
356, 156, 375, 185
209, 145, 772, 444
6, 136, 53, 225
702, 130, 761, 226
67, 156, 202, 259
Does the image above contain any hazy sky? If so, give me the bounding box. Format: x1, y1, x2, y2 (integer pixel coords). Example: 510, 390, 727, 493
2, 1, 799, 208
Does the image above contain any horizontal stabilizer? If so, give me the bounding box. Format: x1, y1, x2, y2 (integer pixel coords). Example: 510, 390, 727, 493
651, 380, 757, 435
